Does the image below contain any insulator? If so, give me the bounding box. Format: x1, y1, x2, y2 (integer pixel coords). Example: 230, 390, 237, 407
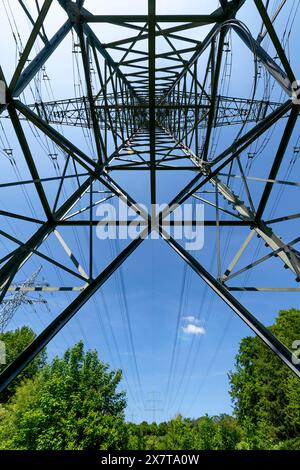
3, 148, 13, 157
247, 152, 256, 159
72, 43, 81, 53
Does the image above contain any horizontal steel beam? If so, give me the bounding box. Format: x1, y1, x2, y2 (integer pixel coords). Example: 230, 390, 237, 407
80, 14, 225, 23
55, 220, 250, 227
229, 287, 300, 292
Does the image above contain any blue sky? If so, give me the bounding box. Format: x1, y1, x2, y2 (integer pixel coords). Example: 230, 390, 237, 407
0, 0, 300, 424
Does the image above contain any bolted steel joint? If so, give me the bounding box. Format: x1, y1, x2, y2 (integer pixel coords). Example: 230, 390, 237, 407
58, 0, 82, 23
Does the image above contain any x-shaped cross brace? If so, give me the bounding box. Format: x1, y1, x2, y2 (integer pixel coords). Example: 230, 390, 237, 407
1, 165, 300, 394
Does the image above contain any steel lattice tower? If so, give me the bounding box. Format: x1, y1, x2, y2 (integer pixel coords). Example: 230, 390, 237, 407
0, 0, 300, 395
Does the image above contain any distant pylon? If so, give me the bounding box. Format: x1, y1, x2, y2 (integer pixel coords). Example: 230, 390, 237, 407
0, 267, 49, 332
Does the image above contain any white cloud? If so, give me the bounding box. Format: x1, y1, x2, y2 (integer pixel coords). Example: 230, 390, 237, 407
182, 324, 206, 335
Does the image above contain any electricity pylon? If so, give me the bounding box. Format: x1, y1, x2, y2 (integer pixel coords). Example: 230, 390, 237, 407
0, 0, 300, 395
0, 267, 49, 333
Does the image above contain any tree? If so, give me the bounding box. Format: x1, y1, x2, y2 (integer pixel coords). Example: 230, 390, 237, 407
211, 414, 242, 450
192, 415, 217, 449
127, 422, 145, 450
163, 415, 194, 450
0, 341, 128, 450
0, 326, 46, 403
229, 308, 300, 449
127, 415, 242, 450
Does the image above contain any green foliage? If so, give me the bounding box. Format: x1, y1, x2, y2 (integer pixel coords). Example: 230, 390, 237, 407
163, 415, 194, 450
127, 414, 242, 450
0, 341, 127, 450
273, 438, 300, 450
1, 308, 300, 450
229, 308, 300, 449
193, 414, 242, 450
0, 326, 46, 403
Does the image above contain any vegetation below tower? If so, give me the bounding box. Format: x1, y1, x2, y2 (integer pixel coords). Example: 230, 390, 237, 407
0, 309, 299, 450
